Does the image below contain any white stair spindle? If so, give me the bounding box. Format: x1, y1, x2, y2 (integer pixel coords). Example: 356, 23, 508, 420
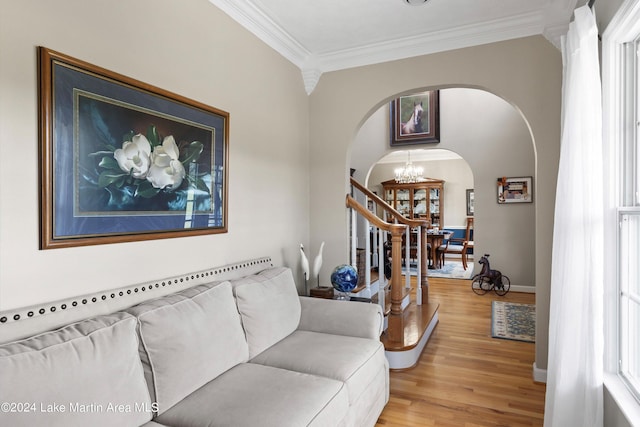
351, 207, 357, 267
416, 226, 422, 305
405, 227, 410, 290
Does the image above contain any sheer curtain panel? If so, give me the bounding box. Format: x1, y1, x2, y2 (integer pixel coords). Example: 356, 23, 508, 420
544, 5, 604, 427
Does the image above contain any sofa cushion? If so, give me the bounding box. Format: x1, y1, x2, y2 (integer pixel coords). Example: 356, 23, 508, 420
250, 330, 387, 405
126, 281, 248, 415
230, 267, 301, 358
0, 312, 152, 427
156, 363, 349, 427
298, 296, 384, 339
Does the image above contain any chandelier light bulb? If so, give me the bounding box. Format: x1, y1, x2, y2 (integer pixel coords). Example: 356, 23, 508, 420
395, 152, 425, 183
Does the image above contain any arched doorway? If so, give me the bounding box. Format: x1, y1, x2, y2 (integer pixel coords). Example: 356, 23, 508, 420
308, 37, 560, 376
350, 87, 534, 290
365, 149, 474, 275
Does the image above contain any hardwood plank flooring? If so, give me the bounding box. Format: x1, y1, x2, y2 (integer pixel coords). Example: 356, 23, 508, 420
376, 277, 545, 427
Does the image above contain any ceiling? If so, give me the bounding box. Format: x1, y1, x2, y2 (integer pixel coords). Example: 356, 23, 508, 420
209, 0, 579, 94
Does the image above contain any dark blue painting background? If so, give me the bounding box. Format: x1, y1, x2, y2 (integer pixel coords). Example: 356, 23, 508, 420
53, 62, 226, 239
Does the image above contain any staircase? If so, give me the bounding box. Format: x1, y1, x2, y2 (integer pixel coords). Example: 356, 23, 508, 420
347, 177, 439, 370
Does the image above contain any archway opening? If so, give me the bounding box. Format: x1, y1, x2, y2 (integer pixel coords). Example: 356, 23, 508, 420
350, 87, 535, 289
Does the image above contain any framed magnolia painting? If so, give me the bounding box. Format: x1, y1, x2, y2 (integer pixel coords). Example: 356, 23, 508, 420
39, 47, 229, 249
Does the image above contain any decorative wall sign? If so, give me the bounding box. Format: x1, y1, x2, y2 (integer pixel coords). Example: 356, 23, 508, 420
497, 177, 533, 204
39, 47, 229, 249
390, 90, 440, 146
466, 189, 474, 216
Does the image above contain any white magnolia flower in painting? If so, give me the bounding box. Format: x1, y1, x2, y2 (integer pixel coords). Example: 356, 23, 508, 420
147, 136, 186, 190
113, 134, 152, 179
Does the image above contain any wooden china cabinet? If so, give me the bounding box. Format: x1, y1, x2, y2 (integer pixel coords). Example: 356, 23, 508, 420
381, 178, 444, 228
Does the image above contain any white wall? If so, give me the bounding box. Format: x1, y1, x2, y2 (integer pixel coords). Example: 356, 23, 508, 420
352, 88, 535, 287
309, 36, 561, 372
0, 0, 310, 310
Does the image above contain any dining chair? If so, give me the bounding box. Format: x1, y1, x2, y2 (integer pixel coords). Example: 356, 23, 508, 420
437, 217, 473, 270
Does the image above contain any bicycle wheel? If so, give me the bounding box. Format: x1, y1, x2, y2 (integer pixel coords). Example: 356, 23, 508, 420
471, 275, 487, 295
494, 275, 511, 296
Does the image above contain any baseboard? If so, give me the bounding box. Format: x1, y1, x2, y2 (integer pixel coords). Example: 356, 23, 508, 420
466, 282, 535, 294
533, 362, 547, 383
510, 285, 536, 294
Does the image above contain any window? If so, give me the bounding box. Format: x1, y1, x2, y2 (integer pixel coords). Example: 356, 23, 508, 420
619, 209, 640, 398
604, 1, 640, 409
618, 33, 640, 402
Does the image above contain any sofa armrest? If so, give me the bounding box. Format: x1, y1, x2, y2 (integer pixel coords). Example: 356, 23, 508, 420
297, 297, 383, 340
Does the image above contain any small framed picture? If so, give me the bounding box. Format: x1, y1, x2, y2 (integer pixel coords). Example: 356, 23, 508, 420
497, 177, 533, 204
389, 90, 440, 146
466, 189, 474, 215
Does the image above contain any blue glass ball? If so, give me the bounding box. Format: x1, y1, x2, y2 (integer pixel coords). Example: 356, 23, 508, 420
330, 264, 358, 293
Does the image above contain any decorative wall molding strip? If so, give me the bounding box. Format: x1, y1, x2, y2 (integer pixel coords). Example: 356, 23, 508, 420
0, 257, 273, 327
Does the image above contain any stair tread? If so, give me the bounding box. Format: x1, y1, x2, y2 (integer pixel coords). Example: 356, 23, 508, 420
350, 283, 368, 294
380, 302, 439, 352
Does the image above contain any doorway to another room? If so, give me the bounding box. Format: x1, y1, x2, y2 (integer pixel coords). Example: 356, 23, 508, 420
368, 149, 474, 280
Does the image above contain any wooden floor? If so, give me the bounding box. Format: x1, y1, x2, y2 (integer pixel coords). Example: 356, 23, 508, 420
376, 277, 545, 427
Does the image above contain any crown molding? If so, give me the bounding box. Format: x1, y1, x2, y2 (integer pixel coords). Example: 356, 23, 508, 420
209, 0, 574, 94
301, 68, 322, 95
543, 23, 570, 49
541, 0, 579, 49
208, 0, 310, 67
298, 11, 545, 92
310, 11, 546, 74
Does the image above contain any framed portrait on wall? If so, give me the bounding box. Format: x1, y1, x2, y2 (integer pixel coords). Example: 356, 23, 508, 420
389, 90, 440, 146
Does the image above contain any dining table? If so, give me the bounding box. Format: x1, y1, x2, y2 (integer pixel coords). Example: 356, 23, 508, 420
425, 230, 452, 269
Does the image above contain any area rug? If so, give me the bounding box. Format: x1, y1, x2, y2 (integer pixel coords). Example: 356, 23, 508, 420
403, 261, 474, 279
428, 261, 474, 279
491, 301, 535, 343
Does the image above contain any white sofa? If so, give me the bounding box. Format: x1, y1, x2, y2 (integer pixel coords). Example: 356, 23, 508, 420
0, 260, 389, 427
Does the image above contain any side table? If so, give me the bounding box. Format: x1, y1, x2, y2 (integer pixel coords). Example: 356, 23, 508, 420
309, 287, 372, 303
347, 296, 372, 303
309, 286, 334, 299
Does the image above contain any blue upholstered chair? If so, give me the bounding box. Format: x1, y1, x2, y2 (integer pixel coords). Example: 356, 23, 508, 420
437, 217, 473, 270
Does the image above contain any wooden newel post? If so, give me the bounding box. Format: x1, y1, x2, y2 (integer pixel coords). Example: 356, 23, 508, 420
389, 224, 405, 315
420, 224, 429, 304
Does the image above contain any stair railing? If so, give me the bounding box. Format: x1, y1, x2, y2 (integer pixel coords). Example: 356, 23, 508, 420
348, 177, 431, 307
345, 194, 407, 315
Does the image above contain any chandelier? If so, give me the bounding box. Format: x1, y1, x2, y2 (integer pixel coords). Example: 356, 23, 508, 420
394, 152, 425, 183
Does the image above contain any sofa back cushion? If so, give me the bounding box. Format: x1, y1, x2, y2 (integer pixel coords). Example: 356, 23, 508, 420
230, 267, 301, 358
126, 281, 248, 415
0, 312, 152, 427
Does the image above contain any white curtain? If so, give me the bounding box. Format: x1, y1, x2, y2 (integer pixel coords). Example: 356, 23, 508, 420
544, 5, 603, 427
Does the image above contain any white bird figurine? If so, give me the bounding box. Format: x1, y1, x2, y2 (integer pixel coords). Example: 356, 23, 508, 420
312, 241, 325, 287
299, 244, 310, 282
